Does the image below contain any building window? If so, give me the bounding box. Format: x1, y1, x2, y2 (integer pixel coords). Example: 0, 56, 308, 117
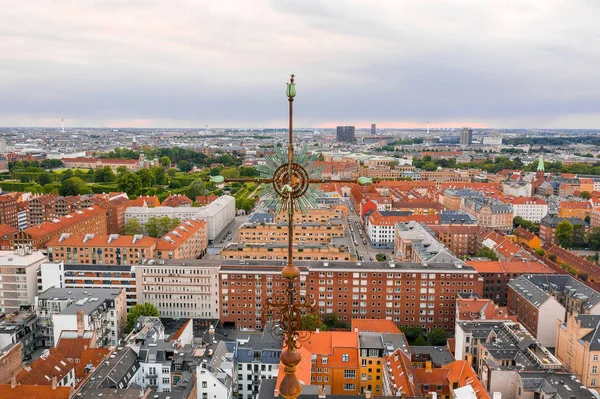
322, 357, 328, 365
593, 366, 598, 374
595, 355, 599, 361
344, 370, 356, 379
342, 354, 349, 362
592, 379, 597, 387
343, 384, 356, 391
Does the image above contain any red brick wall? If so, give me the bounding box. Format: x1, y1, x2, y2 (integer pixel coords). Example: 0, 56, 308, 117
0, 343, 23, 384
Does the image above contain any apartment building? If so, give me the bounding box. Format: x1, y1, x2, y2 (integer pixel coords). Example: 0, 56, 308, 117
38, 261, 138, 307
0, 193, 19, 229
14, 206, 107, 250
273, 207, 346, 224
0, 224, 18, 250
90, 194, 129, 234
509, 197, 548, 223
135, 259, 220, 319
35, 287, 127, 347
556, 313, 600, 393
237, 221, 345, 245
61, 157, 141, 171
0, 249, 47, 314
46, 233, 157, 265
455, 297, 516, 322
233, 329, 281, 399
27, 194, 59, 226
394, 222, 462, 264
366, 210, 440, 249
54, 195, 94, 217
220, 242, 357, 262
155, 219, 207, 260
219, 260, 483, 332
558, 200, 592, 219
466, 260, 556, 305
0, 310, 39, 360
442, 189, 483, 211
461, 197, 513, 233
539, 216, 589, 244
429, 225, 481, 258
507, 274, 600, 348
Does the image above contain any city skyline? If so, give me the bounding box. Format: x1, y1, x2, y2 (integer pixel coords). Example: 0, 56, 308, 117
1, 1, 599, 129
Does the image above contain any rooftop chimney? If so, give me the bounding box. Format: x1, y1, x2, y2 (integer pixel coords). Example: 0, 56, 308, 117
77, 309, 84, 337
10, 375, 16, 389
51, 376, 57, 390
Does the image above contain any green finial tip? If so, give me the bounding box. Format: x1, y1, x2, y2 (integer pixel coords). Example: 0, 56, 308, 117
286, 74, 296, 98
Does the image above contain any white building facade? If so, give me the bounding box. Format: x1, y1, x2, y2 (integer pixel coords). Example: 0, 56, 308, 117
0, 249, 47, 314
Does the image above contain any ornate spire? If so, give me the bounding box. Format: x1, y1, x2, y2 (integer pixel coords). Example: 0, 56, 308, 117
537, 154, 545, 172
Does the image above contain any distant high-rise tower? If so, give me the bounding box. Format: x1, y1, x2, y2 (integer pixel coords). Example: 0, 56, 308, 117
61, 118, 65, 133
371, 124, 376, 135
336, 126, 356, 142
460, 127, 473, 145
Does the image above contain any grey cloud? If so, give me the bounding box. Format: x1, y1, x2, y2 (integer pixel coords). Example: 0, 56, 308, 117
0, 0, 599, 128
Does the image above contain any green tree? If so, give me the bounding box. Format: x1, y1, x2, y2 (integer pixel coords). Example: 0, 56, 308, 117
210, 166, 222, 176
138, 168, 155, 188
548, 253, 557, 262
19, 175, 31, 183
376, 253, 386, 262
146, 216, 181, 238
60, 177, 92, 196
534, 248, 545, 256
168, 180, 181, 189
37, 173, 53, 186
178, 160, 193, 172
428, 328, 448, 346
60, 169, 74, 181
187, 179, 207, 200
573, 224, 586, 248
414, 335, 427, 346
126, 302, 160, 333
221, 167, 240, 179
580, 191, 591, 199
167, 168, 177, 178
159, 156, 171, 167
475, 247, 498, 260
124, 219, 143, 236
587, 227, 600, 250
399, 327, 426, 342
151, 166, 167, 185
321, 313, 349, 330
301, 313, 323, 331
94, 167, 106, 182
103, 166, 115, 183
556, 220, 574, 248
240, 166, 260, 178
116, 166, 129, 175
117, 172, 143, 197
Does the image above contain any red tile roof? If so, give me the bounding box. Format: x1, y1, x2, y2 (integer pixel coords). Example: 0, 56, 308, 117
509, 197, 547, 205
75, 348, 109, 379
155, 219, 206, 250
351, 319, 400, 334
0, 224, 18, 237
23, 206, 105, 238
161, 194, 192, 207
466, 260, 554, 274
16, 348, 73, 386
559, 201, 592, 209
56, 332, 95, 359
0, 384, 71, 399
46, 233, 158, 248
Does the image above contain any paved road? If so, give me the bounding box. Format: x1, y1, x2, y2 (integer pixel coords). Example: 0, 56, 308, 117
205, 214, 249, 260
343, 198, 394, 262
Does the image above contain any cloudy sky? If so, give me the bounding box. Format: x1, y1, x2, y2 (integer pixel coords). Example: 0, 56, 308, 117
1, 0, 599, 129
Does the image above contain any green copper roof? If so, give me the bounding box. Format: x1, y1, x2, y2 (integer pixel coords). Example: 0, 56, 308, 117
537, 154, 545, 171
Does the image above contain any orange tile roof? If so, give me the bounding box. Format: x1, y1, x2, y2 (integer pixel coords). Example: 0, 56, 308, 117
29, 194, 59, 203
559, 201, 592, 209
386, 348, 420, 397
302, 331, 359, 367
170, 319, 192, 341
47, 233, 158, 248
16, 348, 73, 386
510, 197, 547, 205
161, 194, 193, 207
56, 331, 95, 359
0, 224, 18, 237
413, 368, 449, 385
0, 384, 71, 399
75, 348, 109, 379
443, 360, 490, 399
514, 226, 537, 241
351, 319, 400, 334
368, 211, 440, 226
467, 260, 554, 274
127, 198, 146, 207
456, 298, 517, 322
23, 206, 105, 238
155, 219, 206, 250
275, 345, 312, 391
